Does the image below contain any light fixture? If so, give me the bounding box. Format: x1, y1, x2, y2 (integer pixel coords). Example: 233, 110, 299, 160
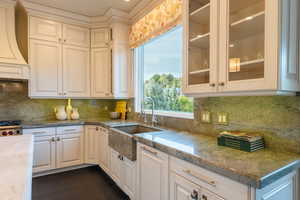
246, 16, 254, 21
124, 0, 131, 2
229, 58, 241, 72
229, 44, 235, 48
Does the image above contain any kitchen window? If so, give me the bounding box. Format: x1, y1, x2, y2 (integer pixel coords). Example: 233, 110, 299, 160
134, 26, 194, 119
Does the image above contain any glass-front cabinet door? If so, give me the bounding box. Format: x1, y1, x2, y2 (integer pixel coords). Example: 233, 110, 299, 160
218, 0, 278, 92
183, 0, 218, 94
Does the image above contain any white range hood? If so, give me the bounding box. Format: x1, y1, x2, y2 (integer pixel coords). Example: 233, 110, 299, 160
0, 0, 29, 80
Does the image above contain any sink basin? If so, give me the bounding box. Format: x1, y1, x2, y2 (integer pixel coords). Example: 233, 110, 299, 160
109, 124, 163, 161
113, 125, 161, 135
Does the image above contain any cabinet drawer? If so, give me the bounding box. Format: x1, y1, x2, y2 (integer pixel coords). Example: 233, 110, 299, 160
23, 128, 56, 137
170, 156, 249, 200
57, 126, 83, 135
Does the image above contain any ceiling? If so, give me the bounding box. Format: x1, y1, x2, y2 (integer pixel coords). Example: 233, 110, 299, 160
25, 0, 150, 17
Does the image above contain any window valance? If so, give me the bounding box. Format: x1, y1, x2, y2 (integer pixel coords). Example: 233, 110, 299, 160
129, 0, 182, 48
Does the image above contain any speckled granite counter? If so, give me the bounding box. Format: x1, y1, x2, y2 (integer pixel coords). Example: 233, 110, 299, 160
0, 134, 34, 200
21, 118, 138, 129
20, 119, 300, 189
134, 130, 300, 189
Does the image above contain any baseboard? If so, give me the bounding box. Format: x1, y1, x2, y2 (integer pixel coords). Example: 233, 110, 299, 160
33, 164, 97, 178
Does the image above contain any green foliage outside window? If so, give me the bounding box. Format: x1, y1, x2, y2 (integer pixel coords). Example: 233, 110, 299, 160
144, 74, 193, 113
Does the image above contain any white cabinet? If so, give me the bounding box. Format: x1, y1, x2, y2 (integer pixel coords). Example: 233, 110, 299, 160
63, 45, 90, 97
23, 128, 56, 173
109, 148, 123, 186
122, 157, 136, 200
84, 126, 98, 164
137, 143, 169, 200
183, 0, 300, 96
29, 16, 90, 98
29, 16, 62, 42
29, 39, 62, 97
109, 147, 136, 200
24, 126, 84, 173
91, 28, 110, 48
97, 127, 110, 174
91, 48, 112, 97
63, 24, 90, 47
170, 171, 202, 200
56, 126, 84, 168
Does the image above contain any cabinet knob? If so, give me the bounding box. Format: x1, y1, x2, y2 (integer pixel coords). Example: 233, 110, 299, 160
51, 137, 55, 142
209, 83, 215, 87
218, 82, 225, 86
58, 38, 62, 42
202, 195, 208, 200
190, 190, 198, 200
56, 137, 60, 141
64, 39, 67, 42
96, 127, 99, 131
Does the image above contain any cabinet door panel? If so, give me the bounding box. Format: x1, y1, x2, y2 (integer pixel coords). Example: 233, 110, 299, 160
63, 24, 90, 47
110, 148, 122, 186
170, 172, 201, 200
183, 0, 218, 94
56, 132, 83, 168
63, 45, 90, 97
137, 144, 169, 200
91, 29, 110, 48
219, 0, 277, 92
85, 126, 98, 164
98, 128, 110, 174
122, 157, 136, 200
29, 17, 62, 42
91, 48, 111, 97
32, 136, 56, 173
30, 39, 62, 97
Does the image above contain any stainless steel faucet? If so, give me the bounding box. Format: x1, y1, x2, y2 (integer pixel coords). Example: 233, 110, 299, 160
142, 97, 157, 127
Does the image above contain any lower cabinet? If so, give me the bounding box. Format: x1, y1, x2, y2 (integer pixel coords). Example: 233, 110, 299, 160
84, 126, 98, 164
110, 148, 136, 200
23, 126, 84, 173
97, 127, 110, 174
137, 143, 169, 200
56, 128, 84, 168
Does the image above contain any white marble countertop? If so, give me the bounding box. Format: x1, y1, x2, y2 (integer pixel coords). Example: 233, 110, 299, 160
0, 134, 33, 200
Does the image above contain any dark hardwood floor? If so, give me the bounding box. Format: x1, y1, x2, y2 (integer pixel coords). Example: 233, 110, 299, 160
32, 166, 130, 200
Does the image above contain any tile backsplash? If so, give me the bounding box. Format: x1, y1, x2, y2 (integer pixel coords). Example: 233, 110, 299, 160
129, 96, 300, 154
0, 81, 115, 121
1, 80, 300, 154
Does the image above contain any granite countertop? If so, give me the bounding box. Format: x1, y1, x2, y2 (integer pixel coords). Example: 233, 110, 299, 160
134, 130, 300, 189
20, 119, 300, 189
0, 134, 33, 200
21, 118, 138, 129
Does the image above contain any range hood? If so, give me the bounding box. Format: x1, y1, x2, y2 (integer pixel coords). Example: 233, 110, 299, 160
0, 0, 29, 80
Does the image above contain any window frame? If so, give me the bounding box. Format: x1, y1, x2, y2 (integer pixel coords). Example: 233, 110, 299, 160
133, 27, 194, 119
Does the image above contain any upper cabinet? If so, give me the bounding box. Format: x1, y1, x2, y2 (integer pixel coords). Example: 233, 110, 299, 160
183, 0, 300, 96
29, 16, 91, 98
91, 28, 110, 48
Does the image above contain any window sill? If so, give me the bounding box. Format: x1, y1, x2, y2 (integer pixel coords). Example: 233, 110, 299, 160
142, 110, 194, 120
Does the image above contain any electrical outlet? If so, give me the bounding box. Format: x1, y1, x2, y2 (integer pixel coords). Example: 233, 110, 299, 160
128, 107, 132, 113
200, 111, 211, 123
217, 113, 228, 125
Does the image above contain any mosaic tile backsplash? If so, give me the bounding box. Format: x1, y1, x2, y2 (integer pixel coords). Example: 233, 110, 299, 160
1, 81, 300, 154
0, 81, 115, 121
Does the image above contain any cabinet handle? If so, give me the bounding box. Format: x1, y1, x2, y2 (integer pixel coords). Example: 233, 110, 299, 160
202, 195, 208, 200
51, 137, 55, 142
142, 147, 158, 156
64, 129, 77, 132
59, 93, 63, 95
96, 127, 99, 131
218, 82, 225, 86
63, 93, 67, 95
209, 83, 215, 87
118, 155, 124, 161
56, 137, 60, 141
183, 169, 216, 187
64, 39, 67, 42
190, 190, 198, 200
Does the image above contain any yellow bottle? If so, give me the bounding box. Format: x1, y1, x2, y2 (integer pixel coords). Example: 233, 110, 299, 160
66, 98, 73, 120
